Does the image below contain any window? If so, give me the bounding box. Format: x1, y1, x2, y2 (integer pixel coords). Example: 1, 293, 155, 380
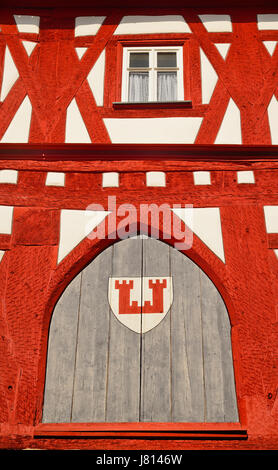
121, 46, 184, 103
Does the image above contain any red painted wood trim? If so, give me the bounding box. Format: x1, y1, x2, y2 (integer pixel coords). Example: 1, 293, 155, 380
1, 1, 277, 8
1, 143, 278, 161
0, 234, 11, 250
112, 101, 192, 109
34, 422, 248, 440
268, 234, 278, 249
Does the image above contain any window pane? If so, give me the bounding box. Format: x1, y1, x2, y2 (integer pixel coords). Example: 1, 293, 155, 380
157, 52, 177, 68
157, 72, 177, 101
129, 72, 149, 102
129, 53, 149, 68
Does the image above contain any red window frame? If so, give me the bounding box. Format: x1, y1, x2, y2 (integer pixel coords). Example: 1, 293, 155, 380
109, 37, 192, 109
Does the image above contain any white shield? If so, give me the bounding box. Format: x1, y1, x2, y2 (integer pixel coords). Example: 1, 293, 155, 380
108, 277, 173, 333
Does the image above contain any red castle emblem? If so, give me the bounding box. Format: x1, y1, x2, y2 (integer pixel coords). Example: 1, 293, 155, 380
115, 279, 167, 314
108, 277, 173, 333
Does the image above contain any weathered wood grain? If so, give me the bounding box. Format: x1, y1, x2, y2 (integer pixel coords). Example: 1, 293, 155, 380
42, 273, 81, 423
105, 237, 142, 422
71, 247, 112, 422
200, 269, 238, 422
170, 247, 205, 422
140, 238, 171, 422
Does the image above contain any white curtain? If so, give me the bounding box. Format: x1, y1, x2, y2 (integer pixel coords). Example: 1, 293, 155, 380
128, 73, 149, 102
157, 72, 177, 101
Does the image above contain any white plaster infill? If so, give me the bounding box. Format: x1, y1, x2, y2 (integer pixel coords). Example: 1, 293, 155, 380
0, 46, 19, 102
193, 171, 211, 185
13, 15, 40, 34
198, 14, 232, 32
114, 15, 191, 35
200, 48, 218, 104
146, 172, 166, 187
58, 209, 110, 263
0, 170, 18, 184
45, 172, 65, 187
268, 95, 278, 145
1, 96, 32, 143
257, 14, 278, 30
237, 171, 255, 184
74, 16, 106, 36
0, 206, 14, 234
87, 49, 105, 106
65, 99, 91, 143
172, 207, 225, 262
103, 118, 203, 144
102, 172, 119, 188
215, 99, 242, 144
264, 206, 278, 233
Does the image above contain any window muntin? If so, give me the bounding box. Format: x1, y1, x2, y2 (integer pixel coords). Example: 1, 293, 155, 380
122, 46, 184, 103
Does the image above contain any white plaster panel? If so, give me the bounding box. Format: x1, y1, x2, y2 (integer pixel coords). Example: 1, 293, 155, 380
102, 172, 119, 187
75, 16, 106, 36
146, 172, 166, 187
0, 170, 18, 184
14, 15, 40, 34
103, 117, 203, 144
45, 172, 65, 187
268, 95, 278, 144
114, 15, 191, 35
215, 98, 242, 144
1, 96, 32, 143
198, 14, 232, 32
257, 14, 278, 30
0, 206, 14, 234
263, 41, 277, 56
22, 41, 37, 57
215, 43, 231, 59
75, 47, 88, 59
0, 251, 5, 263
65, 99, 91, 143
237, 171, 255, 184
0, 46, 19, 102
172, 206, 225, 262
87, 49, 105, 106
58, 209, 110, 263
200, 48, 218, 104
264, 206, 278, 233
193, 171, 211, 185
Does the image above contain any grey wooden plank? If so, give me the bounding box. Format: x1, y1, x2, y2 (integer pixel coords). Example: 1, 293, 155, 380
200, 270, 238, 422
71, 247, 113, 422
170, 248, 205, 422
140, 238, 171, 422
105, 237, 142, 422
42, 273, 81, 423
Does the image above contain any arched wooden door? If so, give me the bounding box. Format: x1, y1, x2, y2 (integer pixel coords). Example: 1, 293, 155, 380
42, 237, 239, 423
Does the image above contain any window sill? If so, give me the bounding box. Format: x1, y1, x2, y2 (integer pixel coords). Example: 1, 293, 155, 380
112, 101, 192, 110
34, 422, 247, 440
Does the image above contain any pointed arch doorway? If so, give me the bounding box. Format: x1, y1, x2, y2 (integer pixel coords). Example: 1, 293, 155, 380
42, 236, 239, 424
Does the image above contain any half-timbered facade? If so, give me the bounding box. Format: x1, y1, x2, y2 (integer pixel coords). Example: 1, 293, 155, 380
0, 1, 278, 450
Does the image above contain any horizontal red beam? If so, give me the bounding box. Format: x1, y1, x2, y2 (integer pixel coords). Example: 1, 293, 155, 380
34, 422, 248, 440
0, 1, 275, 8
1, 143, 278, 162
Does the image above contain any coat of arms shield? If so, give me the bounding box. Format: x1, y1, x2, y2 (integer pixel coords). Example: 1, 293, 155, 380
108, 276, 173, 333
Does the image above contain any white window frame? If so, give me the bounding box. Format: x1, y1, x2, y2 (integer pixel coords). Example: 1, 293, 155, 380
121, 46, 184, 102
